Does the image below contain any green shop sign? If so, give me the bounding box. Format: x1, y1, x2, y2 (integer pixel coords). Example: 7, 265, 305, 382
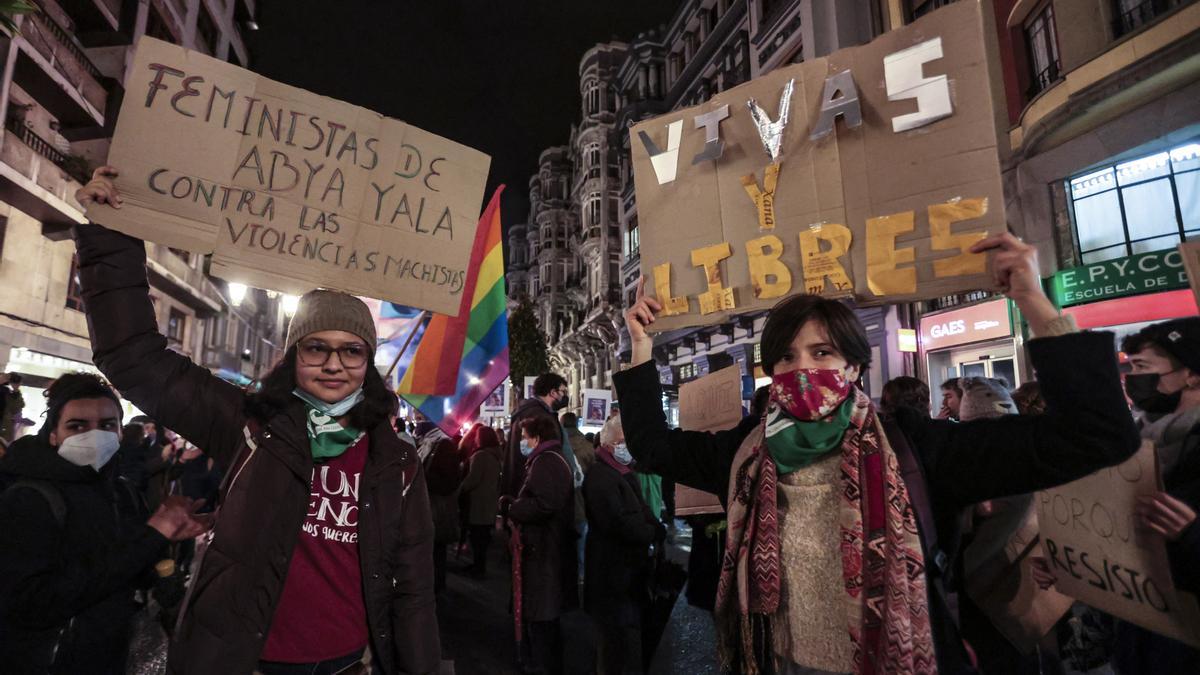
1047, 249, 1189, 308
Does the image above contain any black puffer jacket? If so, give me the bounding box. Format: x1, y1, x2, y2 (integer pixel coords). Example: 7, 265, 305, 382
0, 435, 166, 674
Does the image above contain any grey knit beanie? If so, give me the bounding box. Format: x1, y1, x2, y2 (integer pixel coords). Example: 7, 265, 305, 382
285, 290, 377, 351
958, 377, 1017, 421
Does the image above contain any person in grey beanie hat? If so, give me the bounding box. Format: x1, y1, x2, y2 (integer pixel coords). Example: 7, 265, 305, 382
69, 167, 440, 675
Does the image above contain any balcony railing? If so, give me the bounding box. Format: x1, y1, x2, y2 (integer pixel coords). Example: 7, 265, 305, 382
31, 9, 103, 81
5, 117, 90, 183
1113, 0, 1191, 38
1027, 60, 1061, 100
18, 6, 109, 117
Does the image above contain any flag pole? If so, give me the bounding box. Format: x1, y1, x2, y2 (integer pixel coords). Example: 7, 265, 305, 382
385, 310, 428, 380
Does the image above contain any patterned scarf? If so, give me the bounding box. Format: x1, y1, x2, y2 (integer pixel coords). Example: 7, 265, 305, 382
715, 388, 936, 674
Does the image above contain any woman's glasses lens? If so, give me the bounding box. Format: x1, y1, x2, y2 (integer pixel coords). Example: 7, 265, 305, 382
298, 344, 367, 368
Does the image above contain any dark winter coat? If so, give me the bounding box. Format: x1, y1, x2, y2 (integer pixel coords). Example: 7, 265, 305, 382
509, 440, 578, 622
422, 435, 462, 545
504, 397, 558, 499
0, 435, 166, 674
582, 459, 663, 615
75, 223, 439, 675
613, 331, 1140, 675
460, 445, 502, 526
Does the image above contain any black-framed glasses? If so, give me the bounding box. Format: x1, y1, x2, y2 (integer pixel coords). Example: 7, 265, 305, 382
297, 341, 368, 369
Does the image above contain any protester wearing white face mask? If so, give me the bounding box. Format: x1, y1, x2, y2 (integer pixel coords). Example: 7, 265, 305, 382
582, 414, 666, 674
0, 373, 210, 674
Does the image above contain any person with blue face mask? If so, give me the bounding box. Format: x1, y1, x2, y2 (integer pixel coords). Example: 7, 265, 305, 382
500, 414, 578, 674
69, 168, 440, 675
0, 373, 210, 673
581, 413, 665, 674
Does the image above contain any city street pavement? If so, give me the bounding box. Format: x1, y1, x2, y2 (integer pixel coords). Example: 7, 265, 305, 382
436, 534, 522, 674
437, 525, 722, 675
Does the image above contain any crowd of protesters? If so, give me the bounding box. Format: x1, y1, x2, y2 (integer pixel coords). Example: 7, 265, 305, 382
0, 166, 1196, 675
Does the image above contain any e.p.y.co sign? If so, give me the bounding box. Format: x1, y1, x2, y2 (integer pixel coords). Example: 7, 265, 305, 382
1047, 249, 1189, 308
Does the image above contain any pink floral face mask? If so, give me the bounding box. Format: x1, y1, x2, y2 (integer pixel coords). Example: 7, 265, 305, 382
769, 368, 853, 421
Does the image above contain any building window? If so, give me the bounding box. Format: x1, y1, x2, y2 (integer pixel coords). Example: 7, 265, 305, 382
1068, 141, 1200, 264
1112, 0, 1185, 38
584, 79, 601, 116
678, 363, 697, 381
205, 315, 226, 348
586, 192, 602, 229
66, 254, 84, 311
625, 217, 640, 257
196, 5, 219, 54
167, 308, 187, 343
1024, 3, 1061, 99
910, 0, 959, 19
585, 142, 602, 179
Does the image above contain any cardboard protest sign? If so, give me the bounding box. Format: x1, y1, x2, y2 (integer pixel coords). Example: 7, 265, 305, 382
630, 0, 1005, 331
1037, 441, 1200, 647
89, 37, 490, 315
965, 497, 1074, 653
676, 365, 743, 516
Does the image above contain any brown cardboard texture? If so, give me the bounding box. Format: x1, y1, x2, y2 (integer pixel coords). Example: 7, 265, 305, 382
675, 365, 742, 516
630, 0, 1004, 331
88, 37, 490, 315
1037, 441, 1200, 647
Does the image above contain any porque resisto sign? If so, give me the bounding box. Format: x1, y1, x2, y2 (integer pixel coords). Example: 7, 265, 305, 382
88, 37, 491, 316
631, 0, 1007, 331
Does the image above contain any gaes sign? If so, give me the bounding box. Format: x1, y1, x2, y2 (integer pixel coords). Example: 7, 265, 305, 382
88, 37, 491, 316
631, 0, 1006, 331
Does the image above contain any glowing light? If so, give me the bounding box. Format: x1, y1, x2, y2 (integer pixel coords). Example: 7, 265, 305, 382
227, 283, 247, 307
282, 295, 301, 316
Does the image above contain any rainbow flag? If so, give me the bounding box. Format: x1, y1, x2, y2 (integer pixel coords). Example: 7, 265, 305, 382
400, 186, 509, 434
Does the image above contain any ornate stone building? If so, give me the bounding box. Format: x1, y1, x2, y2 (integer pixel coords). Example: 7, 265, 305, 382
0, 0, 286, 427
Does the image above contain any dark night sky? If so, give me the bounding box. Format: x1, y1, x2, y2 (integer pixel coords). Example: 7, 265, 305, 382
250, 1, 679, 230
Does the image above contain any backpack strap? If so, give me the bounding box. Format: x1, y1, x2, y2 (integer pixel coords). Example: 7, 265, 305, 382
5, 479, 67, 528
883, 418, 960, 629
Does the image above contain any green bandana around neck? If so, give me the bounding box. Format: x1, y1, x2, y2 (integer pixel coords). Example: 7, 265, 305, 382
304, 407, 362, 460
764, 395, 855, 475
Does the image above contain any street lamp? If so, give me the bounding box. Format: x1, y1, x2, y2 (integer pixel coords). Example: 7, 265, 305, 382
282, 294, 300, 316
228, 283, 247, 307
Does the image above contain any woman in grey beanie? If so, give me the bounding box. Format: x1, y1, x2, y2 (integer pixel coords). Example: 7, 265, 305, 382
71, 167, 440, 675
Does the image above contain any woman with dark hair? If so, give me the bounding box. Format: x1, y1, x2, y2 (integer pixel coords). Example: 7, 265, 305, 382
71, 168, 439, 675
881, 376, 931, 417
459, 425, 503, 577
616, 233, 1140, 674
0, 373, 209, 673
501, 414, 577, 675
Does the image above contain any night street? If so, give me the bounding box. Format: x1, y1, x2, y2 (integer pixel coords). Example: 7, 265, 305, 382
0, 1, 1198, 674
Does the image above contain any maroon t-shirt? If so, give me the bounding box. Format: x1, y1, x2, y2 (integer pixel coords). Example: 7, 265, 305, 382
261, 435, 369, 663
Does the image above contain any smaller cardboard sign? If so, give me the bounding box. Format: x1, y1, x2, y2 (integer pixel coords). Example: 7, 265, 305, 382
582, 389, 612, 426
523, 376, 537, 401
965, 497, 1074, 653
1180, 241, 1200, 309
676, 365, 744, 516
1037, 441, 1200, 647
919, 298, 1012, 352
